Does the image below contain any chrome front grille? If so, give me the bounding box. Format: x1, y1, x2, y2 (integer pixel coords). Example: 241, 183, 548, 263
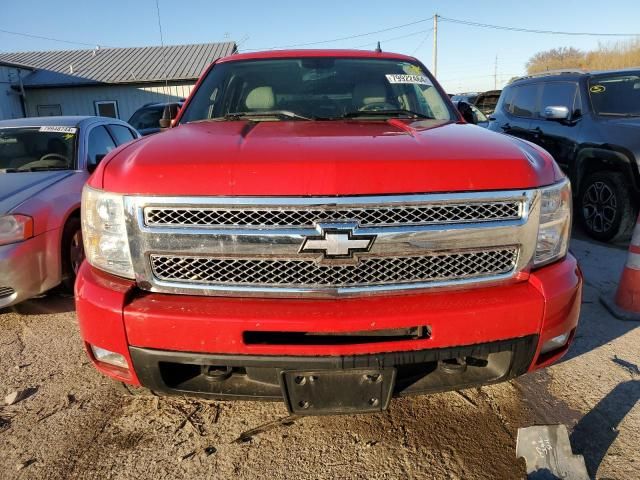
150, 249, 518, 288
144, 201, 521, 228
125, 190, 539, 297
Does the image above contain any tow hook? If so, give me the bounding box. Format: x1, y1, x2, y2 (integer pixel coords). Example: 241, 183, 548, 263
439, 357, 468, 374
202, 365, 233, 381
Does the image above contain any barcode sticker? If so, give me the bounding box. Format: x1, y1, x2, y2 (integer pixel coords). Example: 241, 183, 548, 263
39, 126, 77, 134
385, 74, 432, 85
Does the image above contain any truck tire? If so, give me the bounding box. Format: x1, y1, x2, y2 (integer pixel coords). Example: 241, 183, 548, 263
579, 171, 636, 242
60, 217, 84, 292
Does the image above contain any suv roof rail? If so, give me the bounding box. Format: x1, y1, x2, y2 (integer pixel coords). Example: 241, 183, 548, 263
510, 69, 587, 84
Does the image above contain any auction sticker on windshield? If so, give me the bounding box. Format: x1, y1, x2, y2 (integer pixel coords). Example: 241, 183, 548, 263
39, 126, 77, 134
386, 74, 432, 85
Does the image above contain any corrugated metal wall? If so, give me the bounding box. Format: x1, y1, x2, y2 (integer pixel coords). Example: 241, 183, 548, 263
0, 66, 28, 120
23, 82, 194, 122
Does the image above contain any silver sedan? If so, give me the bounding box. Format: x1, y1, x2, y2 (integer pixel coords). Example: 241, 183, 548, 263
0, 116, 140, 308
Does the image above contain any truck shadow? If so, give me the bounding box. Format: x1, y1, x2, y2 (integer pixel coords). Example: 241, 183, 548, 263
569, 379, 639, 479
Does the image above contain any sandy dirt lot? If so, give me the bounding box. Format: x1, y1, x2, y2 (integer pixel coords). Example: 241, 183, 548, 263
0, 237, 638, 480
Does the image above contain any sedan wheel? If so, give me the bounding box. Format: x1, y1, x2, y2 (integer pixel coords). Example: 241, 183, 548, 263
69, 230, 85, 275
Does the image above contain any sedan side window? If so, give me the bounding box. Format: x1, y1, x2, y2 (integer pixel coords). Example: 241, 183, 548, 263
108, 124, 136, 146
87, 126, 116, 168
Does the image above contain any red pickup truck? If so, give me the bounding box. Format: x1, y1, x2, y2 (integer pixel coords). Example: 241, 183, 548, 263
75, 50, 582, 415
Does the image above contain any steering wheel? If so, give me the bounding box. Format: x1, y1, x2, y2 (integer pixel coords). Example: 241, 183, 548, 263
18, 153, 68, 171
360, 101, 399, 112
39, 153, 69, 164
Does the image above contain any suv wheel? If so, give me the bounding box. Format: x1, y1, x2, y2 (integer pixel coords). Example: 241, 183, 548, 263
579, 171, 636, 242
61, 217, 84, 292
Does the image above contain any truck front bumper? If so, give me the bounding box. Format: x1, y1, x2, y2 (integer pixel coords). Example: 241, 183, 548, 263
75, 254, 582, 404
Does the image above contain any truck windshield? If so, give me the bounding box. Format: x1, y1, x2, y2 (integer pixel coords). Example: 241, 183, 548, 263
179, 57, 453, 122
589, 73, 640, 117
0, 127, 77, 172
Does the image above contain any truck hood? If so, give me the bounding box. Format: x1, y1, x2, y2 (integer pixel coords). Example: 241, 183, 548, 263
99, 120, 562, 195
0, 171, 73, 214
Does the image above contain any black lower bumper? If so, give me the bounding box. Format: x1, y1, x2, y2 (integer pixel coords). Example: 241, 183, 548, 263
129, 336, 538, 409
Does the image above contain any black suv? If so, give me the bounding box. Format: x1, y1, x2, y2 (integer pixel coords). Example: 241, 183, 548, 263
489, 69, 640, 241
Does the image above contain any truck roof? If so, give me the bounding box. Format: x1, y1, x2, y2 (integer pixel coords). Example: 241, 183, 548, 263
219, 49, 418, 64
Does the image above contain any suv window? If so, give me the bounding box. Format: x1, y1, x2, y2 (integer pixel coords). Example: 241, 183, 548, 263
588, 73, 640, 116
87, 126, 116, 168
109, 124, 136, 145
510, 84, 538, 118
540, 82, 578, 112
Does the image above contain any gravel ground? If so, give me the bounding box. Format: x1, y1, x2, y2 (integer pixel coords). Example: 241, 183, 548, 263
0, 237, 638, 480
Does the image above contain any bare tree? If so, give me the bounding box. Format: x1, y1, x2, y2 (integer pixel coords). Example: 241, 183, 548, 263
526, 47, 584, 74
526, 38, 640, 75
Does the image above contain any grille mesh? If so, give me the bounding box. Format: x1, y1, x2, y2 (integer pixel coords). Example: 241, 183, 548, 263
150, 249, 517, 288
144, 202, 521, 228
0, 287, 15, 298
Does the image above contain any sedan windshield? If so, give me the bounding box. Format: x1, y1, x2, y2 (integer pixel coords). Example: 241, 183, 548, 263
0, 127, 77, 172
180, 57, 453, 123
589, 73, 640, 116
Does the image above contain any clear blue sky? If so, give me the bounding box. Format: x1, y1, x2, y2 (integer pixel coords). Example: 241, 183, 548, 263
2, 0, 639, 93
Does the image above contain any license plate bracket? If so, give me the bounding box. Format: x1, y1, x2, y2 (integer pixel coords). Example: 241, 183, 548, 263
281, 368, 396, 415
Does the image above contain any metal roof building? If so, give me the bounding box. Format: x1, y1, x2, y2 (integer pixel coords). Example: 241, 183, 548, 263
0, 42, 236, 121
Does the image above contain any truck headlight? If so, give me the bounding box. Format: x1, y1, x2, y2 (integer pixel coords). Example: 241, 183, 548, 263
81, 185, 134, 278
534, 179, 572, 267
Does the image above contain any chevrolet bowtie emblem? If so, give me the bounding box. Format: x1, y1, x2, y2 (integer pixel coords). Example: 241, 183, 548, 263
299, 224, 375, 261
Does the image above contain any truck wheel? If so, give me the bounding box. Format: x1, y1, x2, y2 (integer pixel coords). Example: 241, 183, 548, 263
60, 217, 84, 292
579, 171, 636, 242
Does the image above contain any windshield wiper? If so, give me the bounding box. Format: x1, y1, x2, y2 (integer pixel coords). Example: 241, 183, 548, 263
14, 166, 70, 172
341, 109, 433, 120
217, 110, 313, 121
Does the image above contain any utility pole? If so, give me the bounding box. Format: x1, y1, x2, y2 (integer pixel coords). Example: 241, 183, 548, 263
432, 14, 438, 78
494, 54, 498, 89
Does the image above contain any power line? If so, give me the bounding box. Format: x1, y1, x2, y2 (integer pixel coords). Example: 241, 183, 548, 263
243, 16, 433, 51
350, 28, 433, 50
0, 27, 110, 48
440, 16, 640, 37
411, 29, 431, 55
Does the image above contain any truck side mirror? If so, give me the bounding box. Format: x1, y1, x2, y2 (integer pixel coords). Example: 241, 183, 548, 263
159, 103, 181, 129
